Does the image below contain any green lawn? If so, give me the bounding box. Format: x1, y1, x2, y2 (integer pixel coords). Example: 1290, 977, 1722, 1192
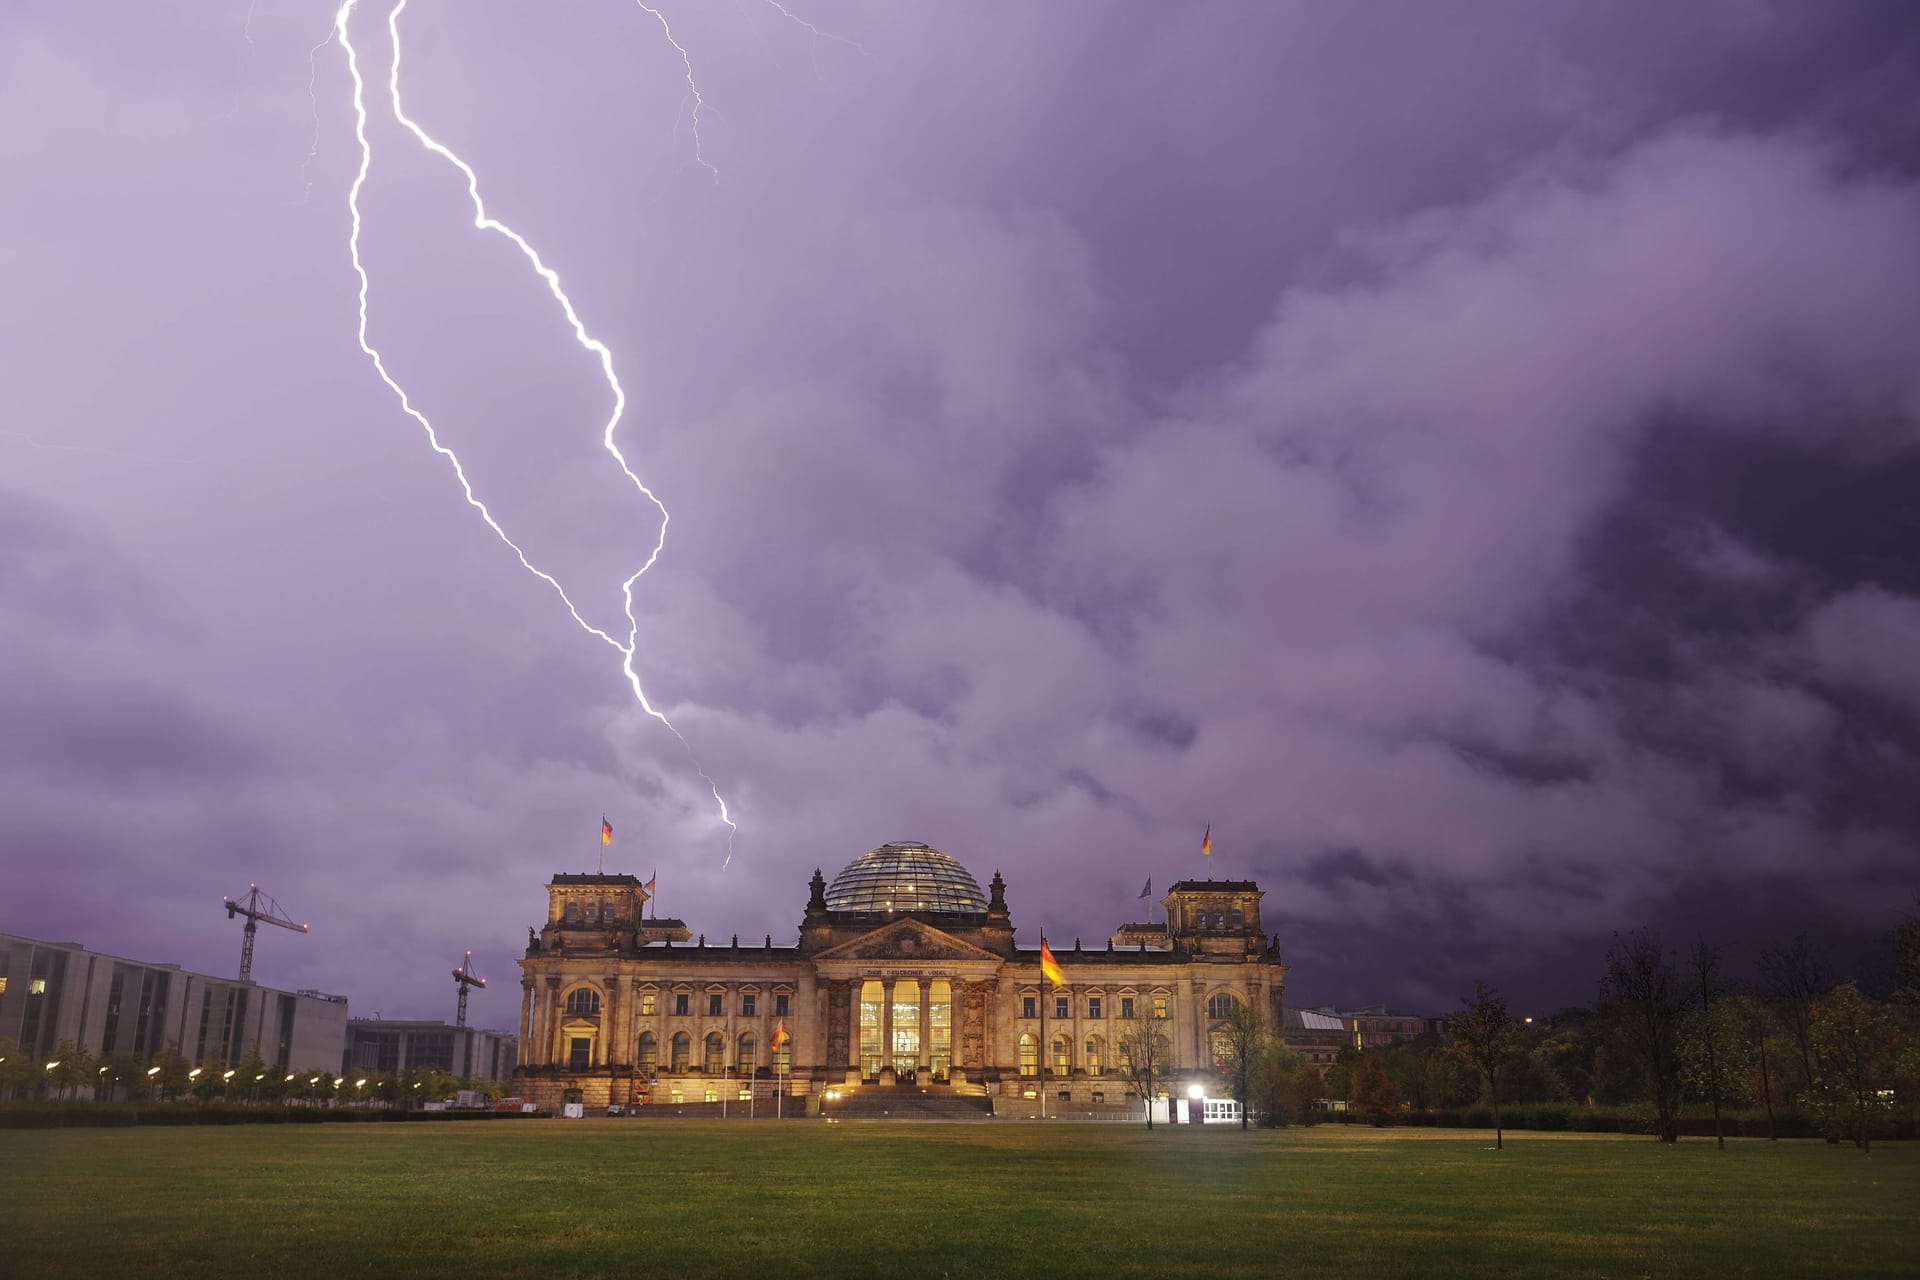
1, 1122, 1913, 1279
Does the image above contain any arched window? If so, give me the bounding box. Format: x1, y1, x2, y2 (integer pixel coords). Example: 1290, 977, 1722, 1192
1211, 1028, 1233, 1072
564, 901, 580, 923
1207, 992, 1238, 1020
738, 1033, 758, 1074
584, 901, 598, 923
704, 1032, 725, 1074
1017, 1032, 1037, 1077
637, 1032, 658, 1072
1085, 1035, 1105, 1077
600, 899, 612, 921
1117, 1039, 1133, 1074
670, 1032, 691, 1072
564, 987, 602, 1017
1052, 1034, 1071, 1077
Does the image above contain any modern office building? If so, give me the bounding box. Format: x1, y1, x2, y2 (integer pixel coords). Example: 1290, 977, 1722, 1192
343, 1018, 517, 1082
0, 932, 347, 1074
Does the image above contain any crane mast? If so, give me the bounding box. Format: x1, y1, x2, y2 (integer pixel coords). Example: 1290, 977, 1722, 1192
221, 884, 309, 982
452, 951, 487, 1028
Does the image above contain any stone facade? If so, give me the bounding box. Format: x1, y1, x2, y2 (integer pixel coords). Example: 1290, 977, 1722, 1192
513, 843, 1288, 1109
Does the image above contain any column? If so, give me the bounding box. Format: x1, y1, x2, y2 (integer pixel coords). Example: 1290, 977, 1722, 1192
519, 980, 533, 1059
881, 978, 895, 1077
600, 976, 620, 1069
915, 978, 936, 1081
544, 977, 562, 1068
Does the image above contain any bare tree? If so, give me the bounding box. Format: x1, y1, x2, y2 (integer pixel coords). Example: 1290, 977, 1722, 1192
1600, 930, 1685, 1144
1759, 933, 1831, 1098
1118, 1009, 1172, 1131
1214, 1001, 1268, 1130
1688, 940, 1728, 1150
1452, 981, 1522, 1150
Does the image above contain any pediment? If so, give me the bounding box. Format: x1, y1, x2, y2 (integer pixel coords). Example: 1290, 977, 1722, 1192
813, 918, 1002, 964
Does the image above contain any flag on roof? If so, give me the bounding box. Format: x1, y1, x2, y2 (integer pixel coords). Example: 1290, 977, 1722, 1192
1138, 877, 1151, 899
1039, 939, 1066, 987
601, 817, 614, 846
1200, 823, 1211, 857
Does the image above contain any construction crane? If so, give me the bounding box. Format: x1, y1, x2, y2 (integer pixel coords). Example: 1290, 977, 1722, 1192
221, 884, 308, 982
452, 950, 486, 1027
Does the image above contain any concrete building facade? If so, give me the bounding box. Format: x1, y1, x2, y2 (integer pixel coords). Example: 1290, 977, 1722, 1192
0, 932, 347, 1074
514, 841, 1289, 1109
343, 1018, 518, 1082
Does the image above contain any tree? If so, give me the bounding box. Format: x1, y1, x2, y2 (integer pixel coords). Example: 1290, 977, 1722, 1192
1118, 1009, 1172, 1130
1452, 982, 1523, 1149
1679, 1000, 1754, 1145
1807, 981, 1901, 1153
1250, 1043, 1307, 1127
1600, 931, 1686, 1144
1214, 1001, 1268, 1130
150, 1046, 192, 1102
1349, 1051, 1402, 1125
1386, 1035, 1475, 1113
48, 1041, 92, 1100
1760, 933, 1831, 1101
1726, 994, 1779, 1140
0, 1039, 33, 1100
1687, 940, 1729, 1150
1893, 894, 1920, 1007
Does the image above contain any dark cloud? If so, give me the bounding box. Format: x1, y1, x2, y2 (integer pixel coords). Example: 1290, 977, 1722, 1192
3, 1, 1918, 1022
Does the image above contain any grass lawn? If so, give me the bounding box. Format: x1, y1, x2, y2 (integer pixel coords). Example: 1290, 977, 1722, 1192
1, 1121, 1913, 1279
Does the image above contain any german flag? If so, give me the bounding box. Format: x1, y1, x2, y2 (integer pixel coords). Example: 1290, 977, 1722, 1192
1039, 939, 1066, 987
1201, 823, 1211, 858
601, 817, 614, 846
771, 1022, 791, 1052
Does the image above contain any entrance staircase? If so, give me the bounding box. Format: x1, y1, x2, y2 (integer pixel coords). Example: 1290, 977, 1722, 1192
820, 1081, 994, 1121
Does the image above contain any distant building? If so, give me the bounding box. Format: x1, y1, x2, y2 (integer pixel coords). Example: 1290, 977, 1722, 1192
1282, 1006, 1349, 1068
1281, 1003, 1447, 1066
0, 932, 347, 1074
513, 842, 1290, 1110
343, 1019, 517, 1082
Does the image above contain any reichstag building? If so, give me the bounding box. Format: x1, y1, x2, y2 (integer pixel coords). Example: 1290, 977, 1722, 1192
513, 841, 1288, 1110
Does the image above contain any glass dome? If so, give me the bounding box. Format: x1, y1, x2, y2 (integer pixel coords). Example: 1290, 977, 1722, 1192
826, 842, 987, 915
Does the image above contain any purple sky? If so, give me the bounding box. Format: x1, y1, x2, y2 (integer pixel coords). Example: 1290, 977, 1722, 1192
5, 1, 1919, 1028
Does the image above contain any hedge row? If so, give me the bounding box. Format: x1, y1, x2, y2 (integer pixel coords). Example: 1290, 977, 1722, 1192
1382, 1107, 1913, 1140
0, 1104, 542, 1130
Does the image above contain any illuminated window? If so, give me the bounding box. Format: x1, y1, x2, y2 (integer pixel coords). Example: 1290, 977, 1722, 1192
564, 988, 601, 1016
0, 977, 7, 996
1054, 996, 1069, 1020
637, 1032, 658, 1072
704, 1087, 719, 1103
704, 1033, 725, 1074
774, 994, 790, 1017
774, 1037, 791, 1073
1085, 1035, 1104, 1076
1211, 1028, 1233, 1071
1052, 1034, 1071, 1076
929, 980, 952, 1078
1153, 997, 1168, 1019
707, 994, 723, 1017
891, 980, 921, 1077
738, 1034, 757, 1074
1017, 1033, 1037, 1077
741, 994, 757, 1017
1208, 993, 1238, 1019
859, 981, 884, 1078
1022, 996, 1036, 1019
640, 994, 656, 1017
670, 1032, 690, 1072
674, 993, 689, 1016
1087, 997, 1102, 1019
1120, 997, 1135, 1019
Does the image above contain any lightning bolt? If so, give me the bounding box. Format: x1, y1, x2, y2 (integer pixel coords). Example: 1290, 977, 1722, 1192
336, 0, 738, 864
301, 23, 336, 202
635, 3, 718, 183
761, 0, 864, 51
